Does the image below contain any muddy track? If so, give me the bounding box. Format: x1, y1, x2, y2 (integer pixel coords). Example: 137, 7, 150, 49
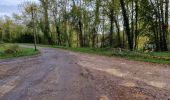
0, 47, 170, 100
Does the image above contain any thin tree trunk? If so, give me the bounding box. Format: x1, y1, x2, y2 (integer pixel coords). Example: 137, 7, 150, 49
134, 0, 138, 49
31, 7, 37, 51
109, 9, 114, 47
115, 15, 121, 48
131, 0, 134, 49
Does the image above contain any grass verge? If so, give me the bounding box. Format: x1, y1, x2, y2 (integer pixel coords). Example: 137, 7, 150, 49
51, 46, 170, 64
0, 44, 39, 59
21, 44, 170, 64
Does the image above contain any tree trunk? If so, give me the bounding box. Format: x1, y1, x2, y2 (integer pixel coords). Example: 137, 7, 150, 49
120, 0, 133, 50
109, 9, 114, 47
43, 0, 52, 45
31, 7, 37, 51
78, 20, 84, 47
115, 15, 121, 48
134, 0, 138, 49
163, 0, 169, 51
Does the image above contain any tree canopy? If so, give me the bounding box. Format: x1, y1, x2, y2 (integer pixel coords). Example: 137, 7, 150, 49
0, 0, 169, 51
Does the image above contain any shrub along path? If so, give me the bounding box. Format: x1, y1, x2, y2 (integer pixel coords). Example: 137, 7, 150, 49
0, 44, 38, 59
0, 46, 170, 100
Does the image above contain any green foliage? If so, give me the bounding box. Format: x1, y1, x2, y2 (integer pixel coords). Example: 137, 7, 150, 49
0, 44, 39, 59
4, 44, 20, 54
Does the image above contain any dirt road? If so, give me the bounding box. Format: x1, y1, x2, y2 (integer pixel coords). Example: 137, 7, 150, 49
0, 47, 170, 100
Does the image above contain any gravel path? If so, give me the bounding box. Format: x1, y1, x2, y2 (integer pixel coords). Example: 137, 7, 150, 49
0, 47, 170, 100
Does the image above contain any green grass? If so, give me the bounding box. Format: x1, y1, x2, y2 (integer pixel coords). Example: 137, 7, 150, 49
49, 45, 170, 64
21, 44, 170, 64
0, 44, 39, 59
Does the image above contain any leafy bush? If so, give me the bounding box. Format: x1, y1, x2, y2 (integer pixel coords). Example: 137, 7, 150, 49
4, 45, 21, 54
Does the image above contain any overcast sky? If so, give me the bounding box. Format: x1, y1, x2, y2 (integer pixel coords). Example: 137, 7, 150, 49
0, 0, 39, 17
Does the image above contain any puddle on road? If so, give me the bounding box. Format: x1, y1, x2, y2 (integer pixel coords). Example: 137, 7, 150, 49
146, 72, 153, 75
99, 95, 109, 100
120, 81, 137, 87
78, 61, 127, 78
133, 93, 149, 99
147, 81, 166, 89
105, 69, 127, 77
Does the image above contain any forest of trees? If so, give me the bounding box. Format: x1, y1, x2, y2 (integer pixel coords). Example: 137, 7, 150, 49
0, 0, 170, 51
